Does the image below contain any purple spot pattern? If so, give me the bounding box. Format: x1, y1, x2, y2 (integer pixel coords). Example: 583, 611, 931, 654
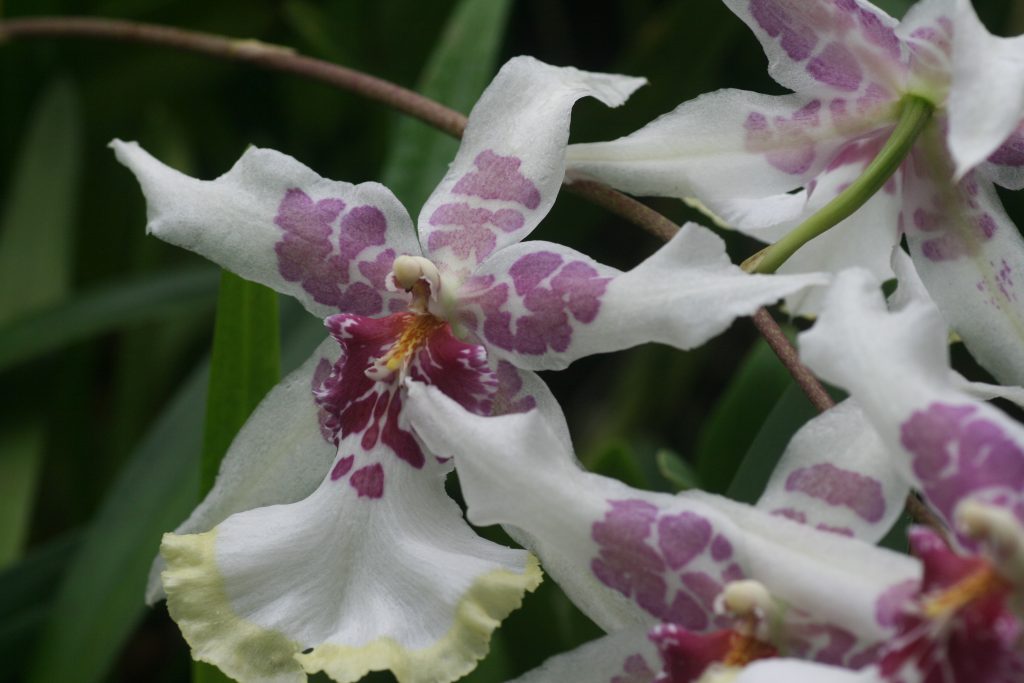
900, 402, 1024, 535
609, 653, 655, 683
330, 455, 355, 481
904, 172, 998, 263
350, 463, 384, 499
745, 0, 902, 91
990, 127, 1024, 168
744, 100, 821, 175
459, 251, 611, 356
427, 150, 541, 265
315, 311, 537, 500
770, 507, 854, 537
274, 188, 401, 314
905, 13, 953, 85
785, 462, 887, 523
590, 499, 741, 631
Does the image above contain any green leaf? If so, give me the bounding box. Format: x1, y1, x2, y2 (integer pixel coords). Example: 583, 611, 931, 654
199, 271, 281, 495
0, 79, 81, 567
0, 80, 80, 322
24, 301, 321, 683
194, 272, 280, 683
0, 425, 45, 565
0, 534, 80, 682
380, 0, 512, 211
589, 439, 649, 489
0, 268, 219, 374
726, 383, 823, 505
694, 338, 794, 493
26, 361, 210, 683
656, 448, 700, 492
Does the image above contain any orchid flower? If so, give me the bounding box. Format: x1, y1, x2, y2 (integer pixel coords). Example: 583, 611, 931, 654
404, 380, 922, 683
565, 0, 1024, 386
112, 56, 825, 683
786, 265, 1024, 681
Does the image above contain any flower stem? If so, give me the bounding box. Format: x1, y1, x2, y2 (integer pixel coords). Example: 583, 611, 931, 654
753, 96, 934, 275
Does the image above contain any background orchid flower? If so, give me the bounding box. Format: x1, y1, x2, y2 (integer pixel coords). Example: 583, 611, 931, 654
565, 0, 1024, 386
405, 381, 922, 681
112, 54, 825, 683
793, 266, 1024, 682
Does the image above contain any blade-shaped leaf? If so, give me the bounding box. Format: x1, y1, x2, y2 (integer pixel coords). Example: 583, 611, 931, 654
25, 361, 209, 683
726, 383, 825, 505
0, 268, 219, 374
380, 0, 512, 211
656, 448, 701, 492
694, 338, 793, 493
0, 534, 80, 683
194, 272, 280, 683
24, 305, 321, 683
0, 79, 81, 567
199, 270, 281, 494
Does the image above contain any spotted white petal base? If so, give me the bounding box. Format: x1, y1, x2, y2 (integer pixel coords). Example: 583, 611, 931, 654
161, 435, 541, 683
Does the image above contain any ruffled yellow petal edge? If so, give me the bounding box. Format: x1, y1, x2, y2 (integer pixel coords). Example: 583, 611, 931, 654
160, 530, 543, 683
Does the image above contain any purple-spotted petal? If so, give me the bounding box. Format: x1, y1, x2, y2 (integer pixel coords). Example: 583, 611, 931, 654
977, 122, 1024, 191
146, 341, 339, 604
406, 383, 920, 662
947, 0, 1024, 179
417, 57, 644, 277
721, 0, 906, 98
453, 223, 827, 371
715, 130, 902, 315
161, 428, 541, 683
799, 268, 1024, 548
566, 89, 894, 206
757, 399, 907, 543
901, 124, 1024, 386
111, 140, 420, 318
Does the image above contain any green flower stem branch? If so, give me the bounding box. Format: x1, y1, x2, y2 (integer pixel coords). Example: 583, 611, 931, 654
751, 96, 935, 275
0, 17, 835, 444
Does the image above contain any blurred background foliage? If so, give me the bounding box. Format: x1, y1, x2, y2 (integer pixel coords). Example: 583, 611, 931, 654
1, 0, 1023, 681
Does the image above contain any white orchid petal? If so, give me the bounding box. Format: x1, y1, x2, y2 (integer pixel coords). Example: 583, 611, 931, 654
418, 57, 644, 277
112, 140, 421, 318
567, 90, 891, 204
768, 132, 902, 315
947, 0, 1024, 178
757, 399, 907, 543
735, 659, 882, 683
720, 0, 906, 97
977, 123, 1024, 190
507, 627, 658, 683
146, 341, 339, 604
799, 268, 1024, 545
455, 223, 827, 371
902, 125, 1024, 386
162, 431, 540, 683
406, 383, 920, 663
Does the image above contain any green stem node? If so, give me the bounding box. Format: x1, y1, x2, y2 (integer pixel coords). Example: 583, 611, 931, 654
753, 95, 934, 275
